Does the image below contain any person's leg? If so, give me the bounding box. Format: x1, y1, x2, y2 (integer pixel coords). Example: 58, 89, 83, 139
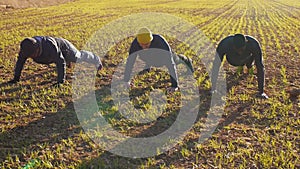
172, 52, 182, 65
59, 38, 102, 70
75, 50, 102, 72
58, 38, 79, 63
174, 53, 194, 73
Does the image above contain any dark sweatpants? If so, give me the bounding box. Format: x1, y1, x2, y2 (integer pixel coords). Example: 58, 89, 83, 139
172, 53, 194, 73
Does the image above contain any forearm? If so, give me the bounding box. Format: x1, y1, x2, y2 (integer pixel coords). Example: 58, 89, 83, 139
170, 76, 178, 88
124, 65, 133, 82
124, 54, 137, 82
56, 59, 66, 83
257, 65, 265, 93
211, 53, 222, 90
252, 39, 265, 93
14, 55, 27, 81
167, 63, 179, 88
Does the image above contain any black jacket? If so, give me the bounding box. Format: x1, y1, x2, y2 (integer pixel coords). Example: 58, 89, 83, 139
212, 35, 265, 93
124, 34, 179, 87
14, 36, 75, 83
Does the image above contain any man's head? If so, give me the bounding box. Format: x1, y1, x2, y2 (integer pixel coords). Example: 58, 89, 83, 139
137, 27, 153, 49
20, 37, 39, 58
233, 34, 247, 55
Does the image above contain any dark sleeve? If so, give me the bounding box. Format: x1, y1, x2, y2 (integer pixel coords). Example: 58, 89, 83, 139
166, 61, 179, 87
44, 37, 66, 84
13, 51, 28, 81
48, 39, 66, 83
124, 40, 138, 82
252, 40, 265, 93
211, 41, 226, 91
56, 52, 66, 84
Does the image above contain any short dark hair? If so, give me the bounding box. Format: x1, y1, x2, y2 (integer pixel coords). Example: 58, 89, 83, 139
20, 37, 38, 57
233, 34, 247, 48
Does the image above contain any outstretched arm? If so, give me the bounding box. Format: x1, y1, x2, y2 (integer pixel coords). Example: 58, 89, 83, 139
124, 54, 138, 82
166, 60, 179, 88
211, 52, 224, 91
252, 41, 265, 94
158, 35, 179, 89
56, 52, 66, 84
10, 52, 28, 83
211, 38, 227, 92
124, 40, 139, 83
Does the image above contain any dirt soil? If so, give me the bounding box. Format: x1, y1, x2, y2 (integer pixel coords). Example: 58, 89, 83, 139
0, 0, 74, 9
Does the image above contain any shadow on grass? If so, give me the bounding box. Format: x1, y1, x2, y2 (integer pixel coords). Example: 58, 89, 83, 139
76, 78, 212, 168
0, 68, 266, 168
0, 96, 80, 165
0, 69, 85, 167
76, 70, 256, 168
0, 82, 158, 168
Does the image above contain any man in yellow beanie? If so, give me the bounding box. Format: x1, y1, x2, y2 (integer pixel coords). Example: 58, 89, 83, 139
124, 27, 194, 92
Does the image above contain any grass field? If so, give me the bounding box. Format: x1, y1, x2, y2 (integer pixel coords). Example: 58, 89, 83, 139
0, 0, 299, 168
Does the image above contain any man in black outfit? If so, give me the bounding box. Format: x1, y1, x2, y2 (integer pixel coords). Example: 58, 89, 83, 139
8, 36, 103, 85
211, 34, 268, 99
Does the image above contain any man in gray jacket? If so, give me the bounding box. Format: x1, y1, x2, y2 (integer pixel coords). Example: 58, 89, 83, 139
211, 34, 268, 99
8, 36, 102, 85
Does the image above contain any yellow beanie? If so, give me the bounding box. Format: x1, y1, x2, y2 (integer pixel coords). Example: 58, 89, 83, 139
137, 27, 153, 44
